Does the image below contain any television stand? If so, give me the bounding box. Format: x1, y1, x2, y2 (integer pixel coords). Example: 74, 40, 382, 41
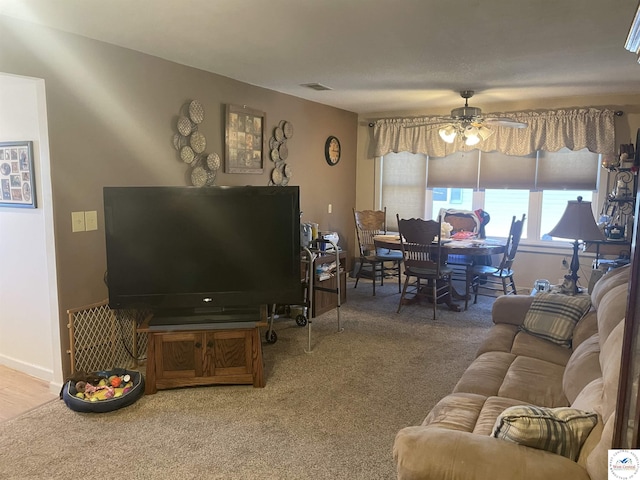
138, 306, 267, 394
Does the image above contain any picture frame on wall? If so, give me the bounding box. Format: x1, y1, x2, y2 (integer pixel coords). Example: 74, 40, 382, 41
0, 141, 36, 208
224, 104, 265, 174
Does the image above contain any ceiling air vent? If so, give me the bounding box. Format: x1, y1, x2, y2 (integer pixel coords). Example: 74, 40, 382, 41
301, 83, 333, 91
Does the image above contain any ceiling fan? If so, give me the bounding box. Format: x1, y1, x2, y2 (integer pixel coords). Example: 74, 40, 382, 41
411, 90, 528, 146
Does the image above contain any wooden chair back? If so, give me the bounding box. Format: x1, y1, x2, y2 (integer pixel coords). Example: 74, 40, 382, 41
397, 216, 444, 275
353, 208, 386, 256
442, 211, 478, 234
498, 214, 526, 272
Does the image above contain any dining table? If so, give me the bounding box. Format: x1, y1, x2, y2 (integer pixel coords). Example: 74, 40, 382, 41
373, 234, 506, 311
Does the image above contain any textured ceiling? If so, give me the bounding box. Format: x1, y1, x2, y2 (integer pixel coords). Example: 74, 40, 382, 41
2, 0, 640, 114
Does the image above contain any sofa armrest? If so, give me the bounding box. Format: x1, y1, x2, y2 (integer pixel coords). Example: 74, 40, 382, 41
491, 295, 535, 327
394, 427, 591, 480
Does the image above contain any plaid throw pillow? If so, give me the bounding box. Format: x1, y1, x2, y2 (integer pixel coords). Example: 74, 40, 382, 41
491, 405, 598, 460
520, 293, 592, 348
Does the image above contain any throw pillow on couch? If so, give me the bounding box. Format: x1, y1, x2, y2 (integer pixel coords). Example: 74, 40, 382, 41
491, 405, 598, 460
520, 293, 593, 347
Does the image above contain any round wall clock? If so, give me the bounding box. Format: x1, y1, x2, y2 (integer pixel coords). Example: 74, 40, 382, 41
325, 135, 341, 166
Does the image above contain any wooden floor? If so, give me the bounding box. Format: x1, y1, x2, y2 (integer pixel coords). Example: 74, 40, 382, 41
0, 365, 58, 423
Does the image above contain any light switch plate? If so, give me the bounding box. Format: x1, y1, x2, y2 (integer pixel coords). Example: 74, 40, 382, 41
85, 211, 98, 231
71, 211, 85, 232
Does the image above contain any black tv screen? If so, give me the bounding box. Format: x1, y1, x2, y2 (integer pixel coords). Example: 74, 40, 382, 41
104, 186, 302, 318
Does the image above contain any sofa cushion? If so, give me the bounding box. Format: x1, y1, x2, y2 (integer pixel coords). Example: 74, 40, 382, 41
498, 356, 568, 407
572, 379, 605, 471
491, 405, 598, 461
600, 320, 625, 422
476, 323, 519, 357
474, 396, 532, 436
453, 351, 516, 397
422, 392, 487, 432
591, 263, 630, 309
572, 311, 598, 349
596, 283, 628, 344
521, 293, 592, 347
562, 334, 601, 404
571, 378, 603, 413
584, 411, 615, 480
510, 331, 572, 366
491, 295, 535, 327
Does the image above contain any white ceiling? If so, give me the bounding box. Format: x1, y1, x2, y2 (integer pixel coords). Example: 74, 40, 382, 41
2, 0, 640, 114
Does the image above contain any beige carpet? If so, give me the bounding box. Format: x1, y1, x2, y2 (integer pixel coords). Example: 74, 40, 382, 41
0, 279, 495, 480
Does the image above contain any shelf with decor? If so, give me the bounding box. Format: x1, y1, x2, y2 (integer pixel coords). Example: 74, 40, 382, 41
600, 142, 637, 243
588, 143, 638, 268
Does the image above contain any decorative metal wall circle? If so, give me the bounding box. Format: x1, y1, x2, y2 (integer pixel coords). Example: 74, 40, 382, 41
180, 145, 195, 164
177, 115, 192, 136
191, 166, 208, 187
268, 119, 294, 186
173, 100, 220, 186
206, 153, 220, 171
190, 131, 206, 153
283, 121, 294, 139
188, 100, 204, 124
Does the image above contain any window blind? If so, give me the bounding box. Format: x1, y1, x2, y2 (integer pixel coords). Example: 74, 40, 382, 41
537, 148, 599, 190
479, 151, 537, 189
381, 152, 427, 230
427, 151, 479, 188
423, 149, 598, 190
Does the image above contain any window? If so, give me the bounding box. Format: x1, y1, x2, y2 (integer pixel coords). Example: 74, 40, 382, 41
484, 190, 530, 238
432, 188, 473, 213
450, 188, 464, 204
379, 149, 601, 241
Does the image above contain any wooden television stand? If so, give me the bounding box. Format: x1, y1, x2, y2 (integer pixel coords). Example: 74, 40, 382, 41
138, 306, 267, 394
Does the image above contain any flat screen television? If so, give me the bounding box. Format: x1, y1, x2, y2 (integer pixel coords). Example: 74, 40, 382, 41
104, 185, 302, 326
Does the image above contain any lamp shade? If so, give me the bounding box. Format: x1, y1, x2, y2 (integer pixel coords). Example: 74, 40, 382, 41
439, 125, 456, 143
477, 125, 494, 140
548, 196, 605, 241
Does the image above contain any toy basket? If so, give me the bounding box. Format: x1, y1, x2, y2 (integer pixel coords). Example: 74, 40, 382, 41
61, 368, 144, 413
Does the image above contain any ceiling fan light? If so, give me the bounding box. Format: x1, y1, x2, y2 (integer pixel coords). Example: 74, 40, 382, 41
465, 134, 480, 146
463, 125, 478, 138
439, 126, 457, 143
477, 125, 494, 140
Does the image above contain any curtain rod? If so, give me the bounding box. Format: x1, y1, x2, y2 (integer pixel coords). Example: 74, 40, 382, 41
368, 110, 624, 127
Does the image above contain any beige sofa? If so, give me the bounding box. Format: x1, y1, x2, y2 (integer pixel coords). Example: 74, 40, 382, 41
394, 264, 631, 480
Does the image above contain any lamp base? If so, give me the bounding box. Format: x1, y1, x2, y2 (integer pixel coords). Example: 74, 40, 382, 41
559, 240, 582, 296
559, 274, 579, 295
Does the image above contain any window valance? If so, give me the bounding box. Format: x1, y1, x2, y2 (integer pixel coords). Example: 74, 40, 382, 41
372, 108, 616, 158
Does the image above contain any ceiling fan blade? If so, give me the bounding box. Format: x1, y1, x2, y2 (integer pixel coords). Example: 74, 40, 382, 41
402, 119, 454, 129
483, 117, 528, 128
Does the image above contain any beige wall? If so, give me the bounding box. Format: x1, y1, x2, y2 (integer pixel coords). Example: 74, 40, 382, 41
0, 16, 358, 380
355, 94, 640, 290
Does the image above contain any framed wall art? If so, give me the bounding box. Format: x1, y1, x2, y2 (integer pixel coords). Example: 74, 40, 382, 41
225, 104, 265, 174
0, 141, 36, 208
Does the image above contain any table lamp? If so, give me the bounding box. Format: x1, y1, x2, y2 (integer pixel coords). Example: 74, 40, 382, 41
548, 196, 605, 295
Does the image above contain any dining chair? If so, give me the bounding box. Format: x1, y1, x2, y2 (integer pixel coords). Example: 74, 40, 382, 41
441, 209, 479, 235
471, 214, 526, 302
396, 215, 453, 319
353, 208, 402, 296
441, 209, 479, 310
